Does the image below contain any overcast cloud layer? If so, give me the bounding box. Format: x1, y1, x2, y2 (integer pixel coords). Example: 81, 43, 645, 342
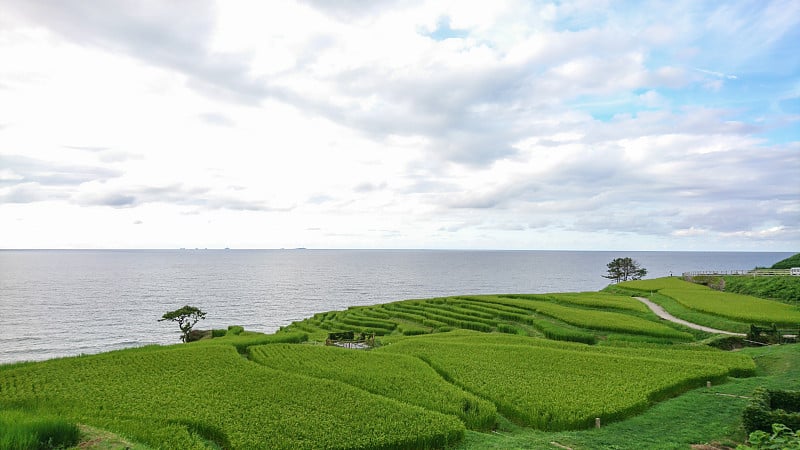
0, 0, 798, 250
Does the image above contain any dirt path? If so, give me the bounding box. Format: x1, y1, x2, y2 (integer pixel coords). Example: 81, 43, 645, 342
633, 297, 746, 336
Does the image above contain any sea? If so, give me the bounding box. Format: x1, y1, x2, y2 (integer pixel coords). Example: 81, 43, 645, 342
0, 249, 792, 364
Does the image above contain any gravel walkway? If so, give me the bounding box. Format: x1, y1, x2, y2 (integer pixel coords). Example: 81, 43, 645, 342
633, 296, 746, 336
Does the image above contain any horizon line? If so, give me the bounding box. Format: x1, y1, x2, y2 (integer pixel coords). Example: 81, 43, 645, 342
0, 248, 796, 253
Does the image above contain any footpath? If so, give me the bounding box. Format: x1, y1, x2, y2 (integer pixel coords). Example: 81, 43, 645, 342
633, 296, 746, 337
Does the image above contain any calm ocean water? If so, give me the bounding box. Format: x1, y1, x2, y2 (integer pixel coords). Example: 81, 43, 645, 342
0, 249, 792, 364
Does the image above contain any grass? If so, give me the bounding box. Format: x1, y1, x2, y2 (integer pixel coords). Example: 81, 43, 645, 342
0, 343, 464, 449
379, 331, 751, 431
660, 288, 800, 325
2, 280, 798, 449
493, 295, 693, 340
0, 409, 80, 450
456, 343, 800, 449
722, 275, 800, 304
610, 288, 752, 334
250, 343, 497, 430
71, 424, 150, 450
545, 292, 651, 313
772, 253, 800, 269
615, 277, 800, 328
282, 290, 701, 345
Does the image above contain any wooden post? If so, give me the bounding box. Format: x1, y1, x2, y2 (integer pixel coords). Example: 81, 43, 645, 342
595, 417, 601, 428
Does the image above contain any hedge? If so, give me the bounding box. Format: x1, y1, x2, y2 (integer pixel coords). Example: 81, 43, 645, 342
743, 387, 800, 433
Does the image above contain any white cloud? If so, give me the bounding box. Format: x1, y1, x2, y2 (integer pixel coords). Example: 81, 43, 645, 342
0, 0, 797, 250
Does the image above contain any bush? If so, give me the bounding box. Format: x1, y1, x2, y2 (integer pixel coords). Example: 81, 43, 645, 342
211, 329, 227, 337
185, 329, 211, 342
226, 325, 244, 335
743, 388, 800, 434
706, 335, 747, 350
738, 423, 800, 450
772, 253, 800, 269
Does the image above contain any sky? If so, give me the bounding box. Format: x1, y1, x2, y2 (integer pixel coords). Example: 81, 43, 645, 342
0, 0, 798, 251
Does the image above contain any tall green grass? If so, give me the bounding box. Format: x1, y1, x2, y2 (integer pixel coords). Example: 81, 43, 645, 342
0, 409, 80, 450
722, 275, 800, 304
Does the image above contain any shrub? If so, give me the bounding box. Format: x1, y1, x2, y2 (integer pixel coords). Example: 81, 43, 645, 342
185, 329, 211, 342
211, 329, 227, 338
772, 253, 800, 269
743, 388, 800, 433
226, 325, 244, 335
738, 423, 800, 450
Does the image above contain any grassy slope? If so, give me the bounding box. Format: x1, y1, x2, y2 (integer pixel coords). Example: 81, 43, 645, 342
1, 338, 464, 450
379, 332, 751, 431
283, 292, 701, 344
250, 343, 498, 430
2, 283, 797, 449
614, 277, 800, 328
607, 285, 752, 334
722, 276, 800, 304
771, 253, 800, 269
458, 343, 800, 449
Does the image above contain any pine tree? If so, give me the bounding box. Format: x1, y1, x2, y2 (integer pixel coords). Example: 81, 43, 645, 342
603, 257, 647, 283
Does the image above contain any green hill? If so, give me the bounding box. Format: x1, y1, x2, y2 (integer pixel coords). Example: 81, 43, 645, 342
772, 252, 800, 269
2, 282, 799, 449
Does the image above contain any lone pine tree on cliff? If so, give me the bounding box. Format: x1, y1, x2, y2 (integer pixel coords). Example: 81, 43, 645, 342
603, 257, 647, 283
160, 305, 206, 342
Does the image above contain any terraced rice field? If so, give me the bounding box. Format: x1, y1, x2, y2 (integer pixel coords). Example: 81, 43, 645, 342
620, 278, 800, 325
284, 291, 696, 344
0, 340, 464, 449
0, 285, 766, 448
250, 343, 497, 430
379, 331, 753, 430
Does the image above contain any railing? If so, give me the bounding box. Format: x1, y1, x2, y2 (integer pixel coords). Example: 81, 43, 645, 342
683, 270, 750, 276
683, 269, 793, 277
